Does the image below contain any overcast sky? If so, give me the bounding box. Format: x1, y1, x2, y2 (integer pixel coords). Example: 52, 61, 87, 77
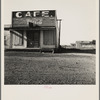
3, 0, 98, 45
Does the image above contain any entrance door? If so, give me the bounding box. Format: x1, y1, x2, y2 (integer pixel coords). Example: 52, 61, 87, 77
27, 30, 40, 48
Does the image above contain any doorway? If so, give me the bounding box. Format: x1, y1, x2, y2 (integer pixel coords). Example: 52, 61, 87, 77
27, 30, 40, 48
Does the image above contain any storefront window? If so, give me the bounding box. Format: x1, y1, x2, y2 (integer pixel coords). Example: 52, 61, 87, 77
43, 30, 55, 45
13, 30, 24, 46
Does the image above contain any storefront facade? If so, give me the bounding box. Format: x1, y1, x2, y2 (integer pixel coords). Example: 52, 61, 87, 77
4, 10, 60, 50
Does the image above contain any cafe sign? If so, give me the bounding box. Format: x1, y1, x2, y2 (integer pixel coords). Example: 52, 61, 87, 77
13, 10, 55, 18
12, 10, 56, 27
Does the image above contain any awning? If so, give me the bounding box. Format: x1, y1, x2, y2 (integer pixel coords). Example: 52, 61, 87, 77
4, 26, 56, 30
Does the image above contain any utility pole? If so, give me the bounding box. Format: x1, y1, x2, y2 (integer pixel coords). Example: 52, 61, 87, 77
57, 19, 62, 48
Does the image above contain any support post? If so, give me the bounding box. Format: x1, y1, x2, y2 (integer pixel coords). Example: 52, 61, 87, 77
57, 19, 62, 48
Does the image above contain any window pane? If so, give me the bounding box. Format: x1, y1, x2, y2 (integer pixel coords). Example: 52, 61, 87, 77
43, 30, 55, 45
13, 30, 23, 46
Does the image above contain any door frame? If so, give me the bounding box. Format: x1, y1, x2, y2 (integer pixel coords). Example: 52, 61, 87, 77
27, 30, 40, 48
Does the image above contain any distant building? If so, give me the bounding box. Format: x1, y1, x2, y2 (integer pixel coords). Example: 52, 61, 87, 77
76, 41, 96, 49
4, 10, 60, 51
70, 43, 76, 47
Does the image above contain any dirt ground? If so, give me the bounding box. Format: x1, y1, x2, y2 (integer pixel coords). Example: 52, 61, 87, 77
4, 52, 96, 84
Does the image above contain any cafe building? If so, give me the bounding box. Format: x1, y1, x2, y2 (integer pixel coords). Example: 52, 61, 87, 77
4, 10, 60, 51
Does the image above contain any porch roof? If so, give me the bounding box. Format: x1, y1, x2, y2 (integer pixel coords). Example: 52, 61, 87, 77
4, 25, 56, 30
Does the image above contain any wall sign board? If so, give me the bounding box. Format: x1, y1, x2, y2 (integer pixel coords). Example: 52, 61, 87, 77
12, 10, 56, 27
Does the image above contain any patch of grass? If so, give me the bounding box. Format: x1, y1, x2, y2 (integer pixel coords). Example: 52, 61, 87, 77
5, 52, 96, 84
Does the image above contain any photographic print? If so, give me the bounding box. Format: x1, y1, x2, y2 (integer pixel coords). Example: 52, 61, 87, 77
2, 0, 99, 99
4, 6, 97, 85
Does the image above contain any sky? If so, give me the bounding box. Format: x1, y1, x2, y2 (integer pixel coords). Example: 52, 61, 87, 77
3, 0, 98, 45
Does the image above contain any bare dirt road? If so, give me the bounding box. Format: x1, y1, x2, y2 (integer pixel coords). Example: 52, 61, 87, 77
5, 52, 96, 84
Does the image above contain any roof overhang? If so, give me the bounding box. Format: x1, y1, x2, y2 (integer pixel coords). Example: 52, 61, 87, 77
4, 26, 56, 30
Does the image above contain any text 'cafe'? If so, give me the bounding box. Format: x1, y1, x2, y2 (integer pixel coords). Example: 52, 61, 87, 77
4, 10, 60, 51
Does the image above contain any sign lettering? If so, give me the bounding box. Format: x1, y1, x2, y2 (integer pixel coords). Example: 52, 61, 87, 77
27, 18, 43, 25
16, 12, 22, 18
25, 12, 31, 17
13, 10, 55, 18
12, 10, 56, 27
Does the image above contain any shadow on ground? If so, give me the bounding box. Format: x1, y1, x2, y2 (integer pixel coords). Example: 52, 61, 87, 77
5, 47, 96, 54
55, 47, 96, 54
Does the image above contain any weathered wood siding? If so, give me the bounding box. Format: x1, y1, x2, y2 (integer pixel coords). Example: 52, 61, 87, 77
12, 17, 56, 27
4, 30, 10, 48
